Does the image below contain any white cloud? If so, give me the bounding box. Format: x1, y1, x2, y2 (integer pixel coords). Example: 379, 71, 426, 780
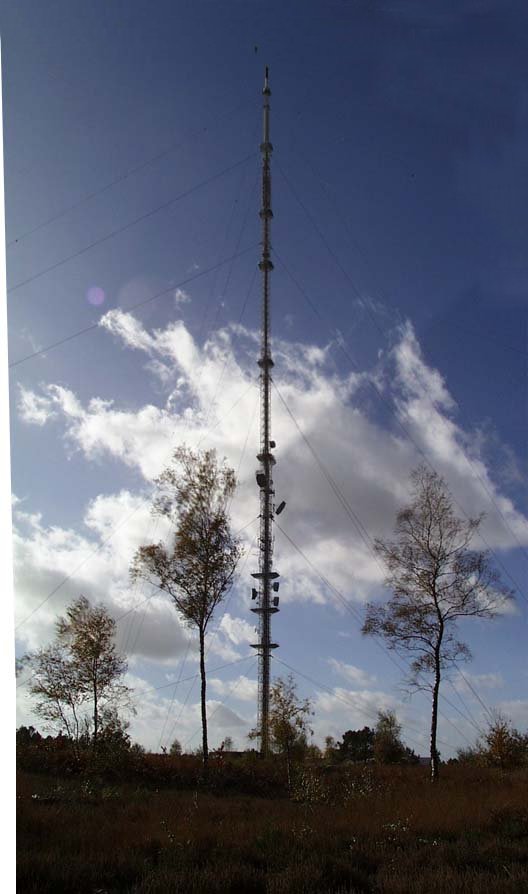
209, 674, 258, 702
109, 671, 251, 752
174, 288, 191, 306
13, 493, 256, 751
312, 685, 405, 741
13, 491, 189, 661
17, 315, 528, 615
388, 324, 528, 551
14, 313, 528, 752
328, 658, 377, 687
219, 613, 255, 647
18, 386, 56, 425
99, 309, 200, 386
208, 703, 247, 730
12, 483, 258, 680
100, 308, 156, 353
392, 321, 455, 412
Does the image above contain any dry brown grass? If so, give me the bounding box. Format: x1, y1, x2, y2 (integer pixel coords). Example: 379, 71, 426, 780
17, 764, 528, 893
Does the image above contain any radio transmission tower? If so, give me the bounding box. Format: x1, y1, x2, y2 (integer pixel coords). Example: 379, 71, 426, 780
250, 67, 282, 756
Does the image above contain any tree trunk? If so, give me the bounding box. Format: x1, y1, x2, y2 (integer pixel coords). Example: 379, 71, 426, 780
286, 744, 291, 789
93, 675, 98, 753
71, 701, 81, 762
430, 650, 441, 783
199, 626, 208, 770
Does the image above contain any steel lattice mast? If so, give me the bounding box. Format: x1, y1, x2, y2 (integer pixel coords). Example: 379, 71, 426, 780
250, 66, 280, 757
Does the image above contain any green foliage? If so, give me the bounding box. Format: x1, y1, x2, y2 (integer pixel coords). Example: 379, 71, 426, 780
169, 738, 182, 756
484, 717, 528, 769
290, 767, 328, 805
332, 714, 416, 766
260, 675, 312, 787
94, 711, 131, 754
131, 446, 242, 633
268, 675, 313, 757
457, 716, 528, 770
363, 466, 512, 781
26, 596, 132, 753
337, 726, 374, 763
373, 710, 407, 764
324, 735, 336, 759
305, 742, 323, 761
16, 725, 42, 746
131, 447, 241, 767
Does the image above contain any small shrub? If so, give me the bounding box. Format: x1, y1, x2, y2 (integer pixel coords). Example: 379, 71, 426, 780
489, 807, 528, 840
290, 768, 328, 805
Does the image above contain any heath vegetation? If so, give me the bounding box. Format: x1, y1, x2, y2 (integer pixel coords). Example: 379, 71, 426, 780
17, 462, 526, 891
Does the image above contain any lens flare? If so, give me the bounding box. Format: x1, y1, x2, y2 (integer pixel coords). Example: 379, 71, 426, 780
86, 286, 105, 306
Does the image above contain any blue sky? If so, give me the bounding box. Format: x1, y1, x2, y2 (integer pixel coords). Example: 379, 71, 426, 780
6, 0, 528, 756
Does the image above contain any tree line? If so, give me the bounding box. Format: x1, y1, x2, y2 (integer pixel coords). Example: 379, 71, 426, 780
19, 448, 515, 781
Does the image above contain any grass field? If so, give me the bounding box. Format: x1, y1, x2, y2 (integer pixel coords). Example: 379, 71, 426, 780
17, 763, 528, 893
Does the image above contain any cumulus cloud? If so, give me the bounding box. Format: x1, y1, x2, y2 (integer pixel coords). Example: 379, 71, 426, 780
13, 493, 170, 652
104, 670, 251, 752
18, 386, 56, 425
392, 321, 455, 412
12, 490, 253, 672
209, 674, 258, 702
219, 613, 255, 648
17, 315, 528, 611
14, 312, 528, 751
328, 658, 377, 687
13, 492, 258, 750
99, 310, 201, 385
312, 685, 406, 742
208, 703, 248, 730
100, 309, 156, 353
388, 324, 528, 550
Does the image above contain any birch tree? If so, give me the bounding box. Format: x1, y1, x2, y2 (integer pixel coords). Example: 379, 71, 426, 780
362, 466, 512, 782
268, 675, 313, 786
28, 596, 131, 753
28, 642, 85, 750
131, 447, 242, 769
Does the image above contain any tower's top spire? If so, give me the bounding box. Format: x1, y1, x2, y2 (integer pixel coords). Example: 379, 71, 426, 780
263, 65, 271, 96
261, 67, 272, 150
